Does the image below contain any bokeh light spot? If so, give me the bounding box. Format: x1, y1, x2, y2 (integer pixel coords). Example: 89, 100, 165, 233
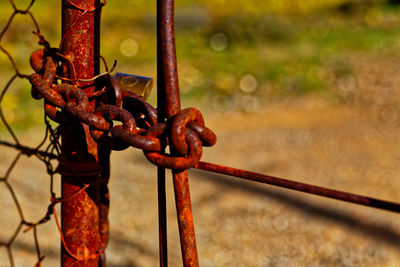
120, 39, 139, 57
240, 74, 258, 93
209, 32, 228, 52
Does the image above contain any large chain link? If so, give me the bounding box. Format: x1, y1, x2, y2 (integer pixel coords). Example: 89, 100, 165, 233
28, 49, 217, 170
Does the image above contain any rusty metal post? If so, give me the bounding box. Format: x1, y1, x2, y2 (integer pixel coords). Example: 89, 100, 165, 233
157, 0, 199, 266
60, 0, 103, 266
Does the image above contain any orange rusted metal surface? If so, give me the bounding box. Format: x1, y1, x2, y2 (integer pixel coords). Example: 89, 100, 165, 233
60, 0, 104, 266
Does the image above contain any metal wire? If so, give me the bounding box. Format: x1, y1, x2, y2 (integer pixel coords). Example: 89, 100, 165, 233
0, 1, 53, 265
0, 0, 106, 265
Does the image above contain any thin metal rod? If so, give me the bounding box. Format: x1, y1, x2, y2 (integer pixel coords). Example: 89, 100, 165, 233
156, 0, 168, 264
195, 161, 400, 213
171, 170, 199, 266
157, 0, 181, 119
157, 0, 199, 266
157, 167, 168, 266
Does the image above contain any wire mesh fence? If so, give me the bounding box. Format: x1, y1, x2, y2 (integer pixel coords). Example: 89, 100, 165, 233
0, 1, 58, 266
0, 0, 104, 266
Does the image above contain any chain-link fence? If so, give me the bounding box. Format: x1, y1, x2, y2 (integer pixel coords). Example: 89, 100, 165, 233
0, 1, 64, 266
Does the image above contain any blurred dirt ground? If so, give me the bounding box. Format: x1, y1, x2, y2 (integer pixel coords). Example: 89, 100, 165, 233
0, 95, 400, 266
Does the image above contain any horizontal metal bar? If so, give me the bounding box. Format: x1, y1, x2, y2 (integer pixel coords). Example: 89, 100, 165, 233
195, 161, 400, 214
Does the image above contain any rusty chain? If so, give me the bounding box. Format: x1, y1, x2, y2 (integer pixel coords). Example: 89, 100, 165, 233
28, 49, 217, 171
1, 0, 216, 264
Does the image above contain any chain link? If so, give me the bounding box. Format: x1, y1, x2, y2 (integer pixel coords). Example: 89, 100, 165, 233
28, 48, 217, 170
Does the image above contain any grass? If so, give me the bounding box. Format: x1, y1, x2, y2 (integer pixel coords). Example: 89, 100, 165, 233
1, 0, 400, 129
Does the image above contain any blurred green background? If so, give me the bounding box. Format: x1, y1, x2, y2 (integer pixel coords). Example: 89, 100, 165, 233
1, 0, 400, 129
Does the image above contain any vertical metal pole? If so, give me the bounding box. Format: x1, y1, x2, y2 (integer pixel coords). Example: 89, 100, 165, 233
157, 0, 169, 265
157, 0, 199, 266
60, 0, 103, 266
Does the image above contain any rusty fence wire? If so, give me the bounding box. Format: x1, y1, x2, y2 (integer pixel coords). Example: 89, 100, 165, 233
0, 0, 99, 266
0, 1, 51, 266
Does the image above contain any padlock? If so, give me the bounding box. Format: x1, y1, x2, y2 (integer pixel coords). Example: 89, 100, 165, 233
113, 72, 153, 100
